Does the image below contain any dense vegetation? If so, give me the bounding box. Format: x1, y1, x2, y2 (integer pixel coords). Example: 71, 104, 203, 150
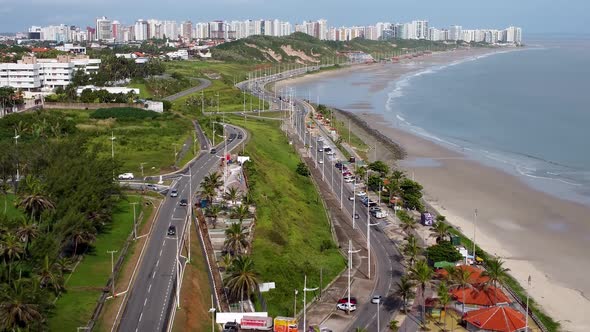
90, 107, 160, 120
212, 32, 454, 63
0, 110, 123, 331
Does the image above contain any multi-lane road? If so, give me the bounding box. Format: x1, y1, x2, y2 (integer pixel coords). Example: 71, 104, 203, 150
116, 124, 246, 332
243, 69, 405, 331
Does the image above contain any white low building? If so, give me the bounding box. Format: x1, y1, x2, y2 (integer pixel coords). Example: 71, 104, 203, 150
76, 85, 140, 95
55, 43, 86, 54
0, 55, 101, 91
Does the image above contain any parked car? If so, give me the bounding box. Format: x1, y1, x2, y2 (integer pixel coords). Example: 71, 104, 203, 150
338, 297, 357, 304
146, 184, 158, 191
223, 322, 239, 332
118, 173, 134, 180
371, 295, 383, 304
167, 225, 176, 236
344, 177, 354, 183
335, 162, 343, 169
179, 198, 188, 206
356, 191, 367, 197
336, 302, 356, 312
237, 134, 243, 139
170, 189, 178, 197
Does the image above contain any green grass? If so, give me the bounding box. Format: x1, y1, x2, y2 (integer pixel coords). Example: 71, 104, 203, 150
1, 193, 23, 219
127, 80, 153, 99
225, 115, 346, 317
59, 109, 193, 175
49, 195, 142, 331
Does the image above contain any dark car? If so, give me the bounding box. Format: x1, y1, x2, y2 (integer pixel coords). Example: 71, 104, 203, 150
210, 148, 217, 154
167, 225, 176, 236
338, 297, 357, 304
179, 198, 188, 206
237, 134, 243, 139
223, 322, 239, 332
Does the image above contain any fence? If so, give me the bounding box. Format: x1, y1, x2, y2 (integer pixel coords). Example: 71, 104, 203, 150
85, 210, 144, 331
43, 102, 142, 110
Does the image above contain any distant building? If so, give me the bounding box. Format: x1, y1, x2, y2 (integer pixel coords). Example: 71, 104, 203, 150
76, 85, 139, 96
0, 55, 101, 91
55, 43, 86, 54
96, 16, 113, 41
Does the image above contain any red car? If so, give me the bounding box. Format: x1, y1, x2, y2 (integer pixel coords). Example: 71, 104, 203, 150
337, 297, 357, 304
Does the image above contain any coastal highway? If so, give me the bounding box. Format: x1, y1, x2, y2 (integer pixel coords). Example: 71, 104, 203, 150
117, 123, 246, 332
243, 69, 404, 331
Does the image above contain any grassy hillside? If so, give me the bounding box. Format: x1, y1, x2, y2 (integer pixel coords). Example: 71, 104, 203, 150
212, 32, 452, 63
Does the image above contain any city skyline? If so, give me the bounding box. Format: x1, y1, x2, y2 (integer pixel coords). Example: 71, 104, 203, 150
0, 0, 587, 34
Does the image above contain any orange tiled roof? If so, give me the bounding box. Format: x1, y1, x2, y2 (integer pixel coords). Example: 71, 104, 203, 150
437, 265, 490, 285
464, 306, 526, 332
451, 286, 511, 306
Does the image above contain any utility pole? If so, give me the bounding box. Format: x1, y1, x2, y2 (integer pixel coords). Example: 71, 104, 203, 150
140, 162, 146, 178
352, 178, 357, 229
13, 130, 20, 181
107, 250, 118, 297
110, 131, 116, 160
293, 289, 298, 317
130, 202, 138, 240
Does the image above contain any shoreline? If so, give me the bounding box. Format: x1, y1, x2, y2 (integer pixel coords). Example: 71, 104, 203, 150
279, 48, 590, 331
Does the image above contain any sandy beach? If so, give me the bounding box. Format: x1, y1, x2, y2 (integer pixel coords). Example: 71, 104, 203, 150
279, 49, 590, 331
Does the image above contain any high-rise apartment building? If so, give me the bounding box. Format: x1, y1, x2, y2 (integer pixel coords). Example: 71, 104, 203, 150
96, 16, 113, 41
449, 25, 463, 41
180, 21, 193, 40
134, 19, 148, 41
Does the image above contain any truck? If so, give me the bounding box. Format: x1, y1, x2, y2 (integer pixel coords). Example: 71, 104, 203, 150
273, 317, 298, 332
240, 316, 273, 331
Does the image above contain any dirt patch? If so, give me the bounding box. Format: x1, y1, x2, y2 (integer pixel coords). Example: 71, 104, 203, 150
245, 43, 283, 62
281, 45, 320, 63
96, 197, 160, 332
172, 221, 215, 332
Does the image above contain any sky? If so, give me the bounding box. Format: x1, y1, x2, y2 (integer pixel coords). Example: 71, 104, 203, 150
0, 0, 588, 34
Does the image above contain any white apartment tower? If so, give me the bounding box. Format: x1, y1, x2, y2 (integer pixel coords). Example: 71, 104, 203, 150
96, 16, 113, 41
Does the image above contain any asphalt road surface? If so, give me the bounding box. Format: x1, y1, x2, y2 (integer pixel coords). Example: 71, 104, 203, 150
117, 124, 246, 332
163, 78, 211, 102
243, 70, 404, 331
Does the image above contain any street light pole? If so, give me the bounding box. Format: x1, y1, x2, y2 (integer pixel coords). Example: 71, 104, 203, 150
209, 295, 216, 332
340, 166, 343, 210
130, 202, 138, 240
347, 240, 360, 314
110, 131, 116, 160
13, 130, 20, 181
140, 163, 146, 178
352, 178, 356, 229
473, 209, 478, 263
302, 275, 318, 332
525, 275, 531, 331
293, 289, 298, 317
107, 250, 118, 297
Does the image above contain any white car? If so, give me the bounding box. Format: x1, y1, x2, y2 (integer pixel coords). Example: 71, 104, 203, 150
336, 302, 356, 312
326, 151, 335, 155
344, 177, 354, 183
356, 191, 367, 197
371, 295, 383, 304
118, 173, 134, 180
318, 160, 324, 164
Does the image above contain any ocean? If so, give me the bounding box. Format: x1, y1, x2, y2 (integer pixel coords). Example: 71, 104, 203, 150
290, 40, 590, 205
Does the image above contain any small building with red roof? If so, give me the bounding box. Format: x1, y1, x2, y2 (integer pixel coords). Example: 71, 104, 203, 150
463, 306, 527, 332
437, 265, 490, 285
451, 286, 512, 307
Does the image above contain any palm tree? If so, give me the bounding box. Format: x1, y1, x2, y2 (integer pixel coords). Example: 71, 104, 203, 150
448, 267, 474, 314
410, 259, 434, 322
224, 222, 249, 255
200, 185, 216, 204
15, 217, 39, 254
224, 187, 240, 205
403, 235, 421, 267
219, 253, 233, 272
399, 216, 417, 235
355, 166, 366, 182
482, 257, 510, 305
53, 257, 73, 274
15, 176, 55, 221
203, 172, 223, 190
437, 282, 452, 331
388, 320, 399, 332
0, 280, 44, 331
205, 204, 223, 228
430, 222, 453, 243
225, 255, 258, 311
67, 226, 96, 256
0, 233, 24, 282
36, 255, 64, 296
231, 205, 251, 222
0, 182, 9, 215
394, 275, 415, 314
